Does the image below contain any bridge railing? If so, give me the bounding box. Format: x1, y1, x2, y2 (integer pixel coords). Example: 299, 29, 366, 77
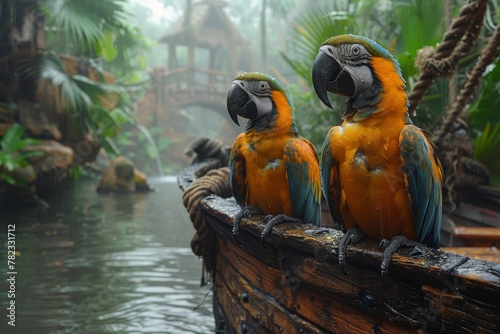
157, 67, 235, 97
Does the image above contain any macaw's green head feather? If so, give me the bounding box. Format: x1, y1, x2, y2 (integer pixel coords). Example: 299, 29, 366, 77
227, 72, 296, 133
322, 34, 403, 79
312, 34, 406, 121
323, 35, 393, 62
233, 72, 286, 93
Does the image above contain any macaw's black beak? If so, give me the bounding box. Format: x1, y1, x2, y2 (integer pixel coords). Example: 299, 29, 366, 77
312, 50, 355, 108
227, 83, 258, 126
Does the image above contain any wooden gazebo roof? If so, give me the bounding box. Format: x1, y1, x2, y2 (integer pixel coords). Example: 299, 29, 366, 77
158, 0, 247, 48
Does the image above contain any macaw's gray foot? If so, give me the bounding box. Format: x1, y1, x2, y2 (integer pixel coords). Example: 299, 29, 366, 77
379, 235, 420, 278
337, 227, 365, 275
261, 214, 303, 242
232, 206, 263, 236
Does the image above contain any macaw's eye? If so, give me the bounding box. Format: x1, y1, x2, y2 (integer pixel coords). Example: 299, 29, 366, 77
352, 46, 361, 56
259, 81, 269, 90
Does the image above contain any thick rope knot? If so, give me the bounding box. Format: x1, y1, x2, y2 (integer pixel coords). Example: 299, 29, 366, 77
182, 167, 231, 280
436, 23, 500, 141
405, 0, 497, 208
409, 0, 489, 114
415, 46, 435, 70
415, 46, 457, 78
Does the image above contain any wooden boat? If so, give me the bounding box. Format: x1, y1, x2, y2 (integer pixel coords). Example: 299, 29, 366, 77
175, 3, 500, 329
178, 162, 500, 334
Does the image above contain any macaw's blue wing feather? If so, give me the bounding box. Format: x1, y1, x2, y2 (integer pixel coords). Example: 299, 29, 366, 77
320, 128, 345, 232
229, 136, 247, 207
284, 137, 321, 227
400, 125, 443, 248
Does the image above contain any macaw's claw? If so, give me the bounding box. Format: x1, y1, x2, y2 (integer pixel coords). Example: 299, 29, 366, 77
261, 214, 303, 242
380, 235, 420, 279
337, 227, 365, 276
339, 257, 349, 276
232, 206, 263, 236
410, 244, 426, 257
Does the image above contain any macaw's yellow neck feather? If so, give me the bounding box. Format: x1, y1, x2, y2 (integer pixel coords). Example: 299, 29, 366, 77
371, 57, 408, 116
271, 90, 296, 133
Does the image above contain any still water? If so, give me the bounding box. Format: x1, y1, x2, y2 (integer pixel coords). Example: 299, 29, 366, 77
0, 177, 214, 334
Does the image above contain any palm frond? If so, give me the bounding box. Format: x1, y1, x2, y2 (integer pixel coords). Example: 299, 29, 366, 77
72, 75, 124, 102
40, 53, 91, 111
468, 61, 500, 126
41, 0, 130, 54
394, 0, 445, 81
38, 52, 134, 139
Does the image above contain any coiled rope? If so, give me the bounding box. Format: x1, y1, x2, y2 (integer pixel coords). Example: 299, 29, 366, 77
182, 167, 231, 284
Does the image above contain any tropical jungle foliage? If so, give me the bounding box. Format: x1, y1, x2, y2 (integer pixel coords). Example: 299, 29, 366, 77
2, 0, 497, 183
0, 124, 42, 185
0, 0, 158, 180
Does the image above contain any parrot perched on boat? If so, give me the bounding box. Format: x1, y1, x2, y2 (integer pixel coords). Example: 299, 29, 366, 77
226, 72, 321, 239
311, 34, 443, 277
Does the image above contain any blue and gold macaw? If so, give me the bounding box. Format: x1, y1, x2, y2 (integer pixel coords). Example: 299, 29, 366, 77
227, 72, 321, 239
311, 35, 443, 277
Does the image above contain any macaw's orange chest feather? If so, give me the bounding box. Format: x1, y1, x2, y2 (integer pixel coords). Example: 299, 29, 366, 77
329, 113, 415, 240
238, 131, 293, 216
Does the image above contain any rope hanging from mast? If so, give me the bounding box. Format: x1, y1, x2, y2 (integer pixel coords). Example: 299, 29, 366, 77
409, 0, 489, 115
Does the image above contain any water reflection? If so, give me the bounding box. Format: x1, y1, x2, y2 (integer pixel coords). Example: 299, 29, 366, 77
0, 177, 213, 334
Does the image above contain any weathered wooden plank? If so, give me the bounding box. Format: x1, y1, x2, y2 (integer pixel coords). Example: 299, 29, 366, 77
442, 247, 500, 262
218, 237, 419, 333
278, 250, 423, 327
450, 259, 500, 308
213, 293, 236, 334
201, 195, 500, 333
177, 164, 198, 190
422, 285, 499, 333
453, 227, 500, 239
451, 227, 500, 247
214, 278, 271, 334
449, 203, 500, 228
202, 195, 473, 283
215, 244, 323, 334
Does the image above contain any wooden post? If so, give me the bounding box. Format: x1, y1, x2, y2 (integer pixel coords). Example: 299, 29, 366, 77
168, 44, 175, 70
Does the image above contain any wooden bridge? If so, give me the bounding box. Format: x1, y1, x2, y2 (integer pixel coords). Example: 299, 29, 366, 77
149, 66, 232, 118
135, 0, 254, 165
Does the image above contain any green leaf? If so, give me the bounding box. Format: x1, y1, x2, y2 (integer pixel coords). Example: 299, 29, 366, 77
1, 124, 25, 152
120, 71, 147, 85
468, 61, 500, 126
474, 122, 500, 174
4, 173, 16, 185
99, 31, 119, 62
18, 138, 42, 147
4, 160, 15, 171
20, 151, 45, 160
